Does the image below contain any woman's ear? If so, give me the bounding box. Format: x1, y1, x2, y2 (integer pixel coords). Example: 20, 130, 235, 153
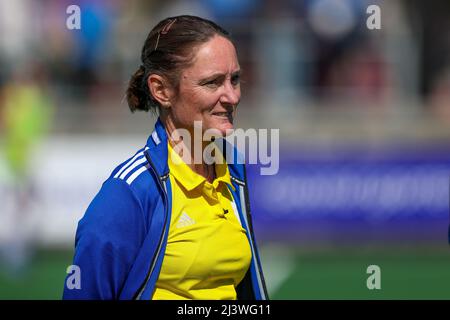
147, 74, 174, 109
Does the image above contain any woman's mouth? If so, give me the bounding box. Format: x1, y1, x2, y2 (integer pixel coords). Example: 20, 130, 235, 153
212, 112, 233, 124
212, 112, 231, 117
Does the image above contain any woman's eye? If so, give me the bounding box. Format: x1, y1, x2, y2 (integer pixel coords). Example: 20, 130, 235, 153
205, 80, 217, 87
204, 79, 219, 88
231, 75, 240, 86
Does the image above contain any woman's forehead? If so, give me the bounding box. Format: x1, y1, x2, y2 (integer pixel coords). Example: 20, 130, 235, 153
185, 36, 240, 78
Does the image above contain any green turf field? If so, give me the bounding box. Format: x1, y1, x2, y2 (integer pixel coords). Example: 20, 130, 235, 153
0, 245, 449, 299
268, 245, 450, 299
0, 250, 71, 299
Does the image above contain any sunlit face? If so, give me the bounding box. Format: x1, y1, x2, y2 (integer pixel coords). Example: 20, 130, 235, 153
168, 35, 241, 136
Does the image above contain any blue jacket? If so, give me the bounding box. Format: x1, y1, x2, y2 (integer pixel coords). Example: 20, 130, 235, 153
63, 119, 268, 300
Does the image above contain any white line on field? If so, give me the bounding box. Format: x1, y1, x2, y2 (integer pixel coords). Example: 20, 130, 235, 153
259, 243, 296, 297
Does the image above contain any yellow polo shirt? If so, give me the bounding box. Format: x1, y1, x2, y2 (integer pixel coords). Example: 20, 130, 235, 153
152, 143, 252, 300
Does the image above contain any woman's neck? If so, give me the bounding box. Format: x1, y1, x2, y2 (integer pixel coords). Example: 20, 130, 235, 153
163, 115, 216, 183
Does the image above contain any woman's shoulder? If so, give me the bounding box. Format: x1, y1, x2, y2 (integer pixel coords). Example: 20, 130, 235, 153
109, 145, 150, 182
78, 145, 162, 235
100, 145, 162, 209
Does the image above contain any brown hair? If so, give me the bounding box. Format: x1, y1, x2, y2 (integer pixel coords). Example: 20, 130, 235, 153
126, 15, 232, 113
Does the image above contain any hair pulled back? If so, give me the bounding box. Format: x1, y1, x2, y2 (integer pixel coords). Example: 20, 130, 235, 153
126, 15, 232, 113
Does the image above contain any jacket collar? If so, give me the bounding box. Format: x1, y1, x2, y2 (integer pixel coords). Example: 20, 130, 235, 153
145, 118, 170, 177
146, 118, 245, 183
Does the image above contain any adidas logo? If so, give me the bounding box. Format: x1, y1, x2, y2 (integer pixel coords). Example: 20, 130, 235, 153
176, 212, 195, 228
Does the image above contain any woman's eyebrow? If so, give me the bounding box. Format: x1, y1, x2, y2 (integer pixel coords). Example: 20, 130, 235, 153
231, 69, 241, 76
200, 73, 224, 82
199, 70, 241, 83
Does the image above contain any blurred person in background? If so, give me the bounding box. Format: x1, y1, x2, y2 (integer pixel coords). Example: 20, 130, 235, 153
428, 68, 450, 123
0, 62, 54, 275
404, 0, 450, 121
63, 15, 268, 300
70, 0, 116, 96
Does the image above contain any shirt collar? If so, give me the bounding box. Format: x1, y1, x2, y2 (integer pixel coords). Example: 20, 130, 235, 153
168, 143, 235, 191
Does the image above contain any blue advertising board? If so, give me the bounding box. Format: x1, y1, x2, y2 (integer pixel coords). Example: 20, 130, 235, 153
246, 144, 450, 243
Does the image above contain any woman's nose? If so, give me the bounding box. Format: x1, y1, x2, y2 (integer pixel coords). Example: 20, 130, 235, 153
221, 81, 240, 106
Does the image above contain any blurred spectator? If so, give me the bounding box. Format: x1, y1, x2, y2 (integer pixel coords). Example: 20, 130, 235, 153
429, 67, 450, 123
68, 0, 117, 100
0, 62, 54, 275
304, 0, 390, 102
2, 63, 53, 179
0, 0, 35, 68
253, 0, 306, 107
202, 0, 258, 22
404, 0, 450, 100
320, 40, 390, 103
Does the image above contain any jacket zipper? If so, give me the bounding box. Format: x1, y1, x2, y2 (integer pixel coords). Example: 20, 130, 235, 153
241, 165, 269, 300
133, 151, 169, 300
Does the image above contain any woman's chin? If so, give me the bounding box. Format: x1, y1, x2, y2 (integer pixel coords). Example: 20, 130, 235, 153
218, 123, 235, 137
208, 117, 234, 136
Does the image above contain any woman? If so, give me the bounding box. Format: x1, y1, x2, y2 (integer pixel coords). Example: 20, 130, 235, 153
63, 15, 268, 300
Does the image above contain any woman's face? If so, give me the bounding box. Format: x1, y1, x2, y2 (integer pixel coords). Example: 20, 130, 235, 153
169, 35, 241, 137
